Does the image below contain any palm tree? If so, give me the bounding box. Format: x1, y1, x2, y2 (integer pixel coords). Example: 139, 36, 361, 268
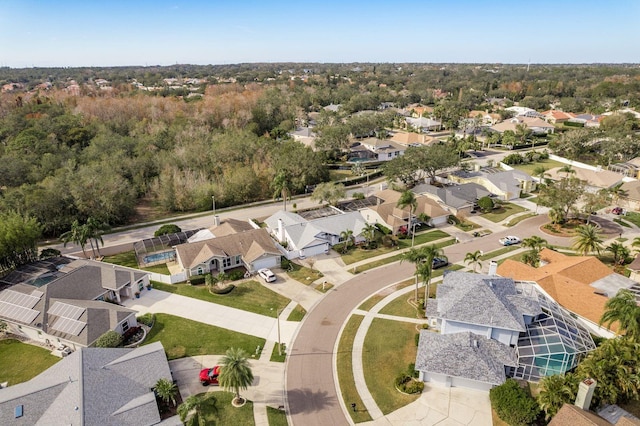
218, 347, 254, 404
572, 224, 604, 256
401, 248, 428, 302
464, 250, 483, 273
537, 374, 577, 420
60, 220, 89, 258
548, 207, 564, 225
420, 245, 446, 305
522, 235, 548, 252
606, 242, 630, 266
632, 236, 640, 253
339, 229, 354, 254
178, 393, 217, 426
359, 223, 378, 249
85, 217, 110, 257
532, 165, 549, 184
521, 250, 541, 267
559, 164, 575, 178
600, 289, 640, 340
154, 378, 178, 407
272, 170, 292, 211
396, 190, 417, 237
609, 183, 628, 206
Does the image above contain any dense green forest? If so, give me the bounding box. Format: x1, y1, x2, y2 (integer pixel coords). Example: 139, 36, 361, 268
1, 63, 639, 237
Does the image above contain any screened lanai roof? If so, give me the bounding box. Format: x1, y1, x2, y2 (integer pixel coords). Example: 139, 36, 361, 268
512, 282, 596, 381
133, 229, 203, 256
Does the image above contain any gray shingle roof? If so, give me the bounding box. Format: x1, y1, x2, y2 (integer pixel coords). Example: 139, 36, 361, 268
413, 183, 491, 209
415, 330, 517, 386
432, 271, 540, 331
0, 342, 171, 426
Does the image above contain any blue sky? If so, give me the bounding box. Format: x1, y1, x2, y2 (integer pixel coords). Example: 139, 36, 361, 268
1, 0, 638, 67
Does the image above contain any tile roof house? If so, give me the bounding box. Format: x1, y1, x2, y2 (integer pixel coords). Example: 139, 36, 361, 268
358, 189, 450, 234
0, 259, 144, 349
175, 228, 281, 278
545, 166, 625, 191
569, 113, 603, 128
0, 342, 173, 425
413, 182, 492, 215
468, 110, 501, 125
418, 271, 596, 389
491, 116, 555, 134
187, 218, 256, 242
406, 116, 442, 132
265, 210, 367, 259
388, 131, 435, 147
448, 168, 535, 200
541, 110, 576, 124
497, 248, 638, 334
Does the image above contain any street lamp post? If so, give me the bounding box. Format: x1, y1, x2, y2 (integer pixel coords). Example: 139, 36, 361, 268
277, 307, 282, 356
212, 195, 216, 215
411, 222, 418, 248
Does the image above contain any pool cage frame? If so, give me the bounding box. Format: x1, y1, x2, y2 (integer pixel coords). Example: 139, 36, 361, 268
133, 229, 202, 268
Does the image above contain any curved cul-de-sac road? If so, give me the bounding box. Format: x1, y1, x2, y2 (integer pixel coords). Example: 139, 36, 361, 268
285, 215, 581, 425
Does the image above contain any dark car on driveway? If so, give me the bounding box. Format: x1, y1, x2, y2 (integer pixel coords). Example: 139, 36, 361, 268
432, 257, 448, 269
612, 207, 623, 215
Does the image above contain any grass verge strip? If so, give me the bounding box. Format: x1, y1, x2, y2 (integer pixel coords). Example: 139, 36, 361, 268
0, 339, 61, 386
266, 406, 288, 426
337, 315, 372, 423
353, 239, 456, 273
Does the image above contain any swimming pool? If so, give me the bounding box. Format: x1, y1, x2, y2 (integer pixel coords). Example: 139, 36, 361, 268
143, 251, 175, 264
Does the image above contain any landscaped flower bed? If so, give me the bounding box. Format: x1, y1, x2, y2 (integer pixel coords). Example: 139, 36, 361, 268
122, 326, 145, 347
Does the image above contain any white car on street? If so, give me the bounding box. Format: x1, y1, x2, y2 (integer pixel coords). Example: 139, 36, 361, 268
498, 236, 521, 246
257, 268, 277, 283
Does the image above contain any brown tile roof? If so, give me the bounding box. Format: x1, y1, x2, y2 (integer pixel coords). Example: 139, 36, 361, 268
546, 167, 624, 189
210, 218, 254, 237
389, 131, 434, 146
497, 249, 619, 330
175, 228, 279, 269
549, 404, 612, 426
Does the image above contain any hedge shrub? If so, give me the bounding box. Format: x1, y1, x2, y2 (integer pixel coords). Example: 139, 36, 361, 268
94, 330, 123, 348
489, 379, 541, 426
137, 313, 156, 327
154, 224, 181, 237
210, 284, 236, 295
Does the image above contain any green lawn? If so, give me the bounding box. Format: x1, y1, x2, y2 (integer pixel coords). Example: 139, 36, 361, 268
379, 292, 419, 318
329, 169, 354, 181
509, 158, 564, 175
362, 319, 421, 414
314, 282, 334, 293
152, 280, 290, 317
342, 230, 449, 265
286, 263, 324, 285
336, 315, 372, 423
103, 250, 170, 274
266, 406, 288, 426
624, 212, 640, 227
506, 213, 537, 227
287, 304, 306, 322
0, 339, 61, 386
359, 294, 386, 311
190, 391, 255, 425
353, 239, 457, 273
481, 203, 528, 223
270, 343, 287, 362
358, 279, 414, 311
479, 245, 522, 261
144, 313, 265, 359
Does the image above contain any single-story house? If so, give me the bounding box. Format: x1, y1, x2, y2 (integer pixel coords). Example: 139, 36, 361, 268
388, 131, 435, 147
468, 110, 501, 125
174, 228, 281, 278
569, 113, 603, 128
609, 157, 640, 179
188, 217, 256, 242
289, 126, 317, 148
497, 248, 639, 335
491, 116, 555, 135
504, 106, 542, 117
265, 210, 367, 259
0, 258, 145, 349
448, 168, 535, 200
413, 182, 492, 216
541, 110, 576, 124
351, 137, 406, 162
545, 166, 625, 192
0, 341, 173, 425
620, 180, 640, 210
406, 116, 441, 132
419, 271, 595, 388
358, 189, 449, 234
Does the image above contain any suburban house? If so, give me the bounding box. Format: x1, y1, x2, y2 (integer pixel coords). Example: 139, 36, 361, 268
569, 113, 603, 128
0, 342, 173, 425
349, 137, 405, 162
545, 166, 625, 192
448, 168, 535, 200
358, 189, 449, 234
265, 210, 367, 259
497, 248, 639, 335
541, 110, 576, 124
187, 217, 256, 242
405, 116, 441, 132
407, 104, 434, 118
0, 258, 145, 349
468, 110, 501, 125
174, 228, 281, 278
491, 116, 555, 135
388, 130, 435, 147
413, 182, 492, 216
289, 126, 317, 148
417, 271, 595, 390
610, 157, 640, 179
504, 106, 542, 117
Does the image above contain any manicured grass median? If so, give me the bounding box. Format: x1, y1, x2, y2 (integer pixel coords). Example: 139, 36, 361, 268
342, 230, 449, 265
506, 213, 537, 227
379, 292, 419, 318
353, 239, 456, 273
0, 339, 61, 386
337, 314, 372, 423
287, 304, 306, 322
152, 280, 290, 317
270, 343, 286, 363
362, 319, 421, 414
144, 313, 266, 359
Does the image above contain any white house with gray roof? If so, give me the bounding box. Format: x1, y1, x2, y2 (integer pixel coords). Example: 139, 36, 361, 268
265, 210, 367, 259
413, 182, 492, 215
0, 342, 173, 425
448, 168, 535, 201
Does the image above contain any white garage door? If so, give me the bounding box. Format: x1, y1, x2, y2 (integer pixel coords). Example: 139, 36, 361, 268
252, 256, 280, 272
